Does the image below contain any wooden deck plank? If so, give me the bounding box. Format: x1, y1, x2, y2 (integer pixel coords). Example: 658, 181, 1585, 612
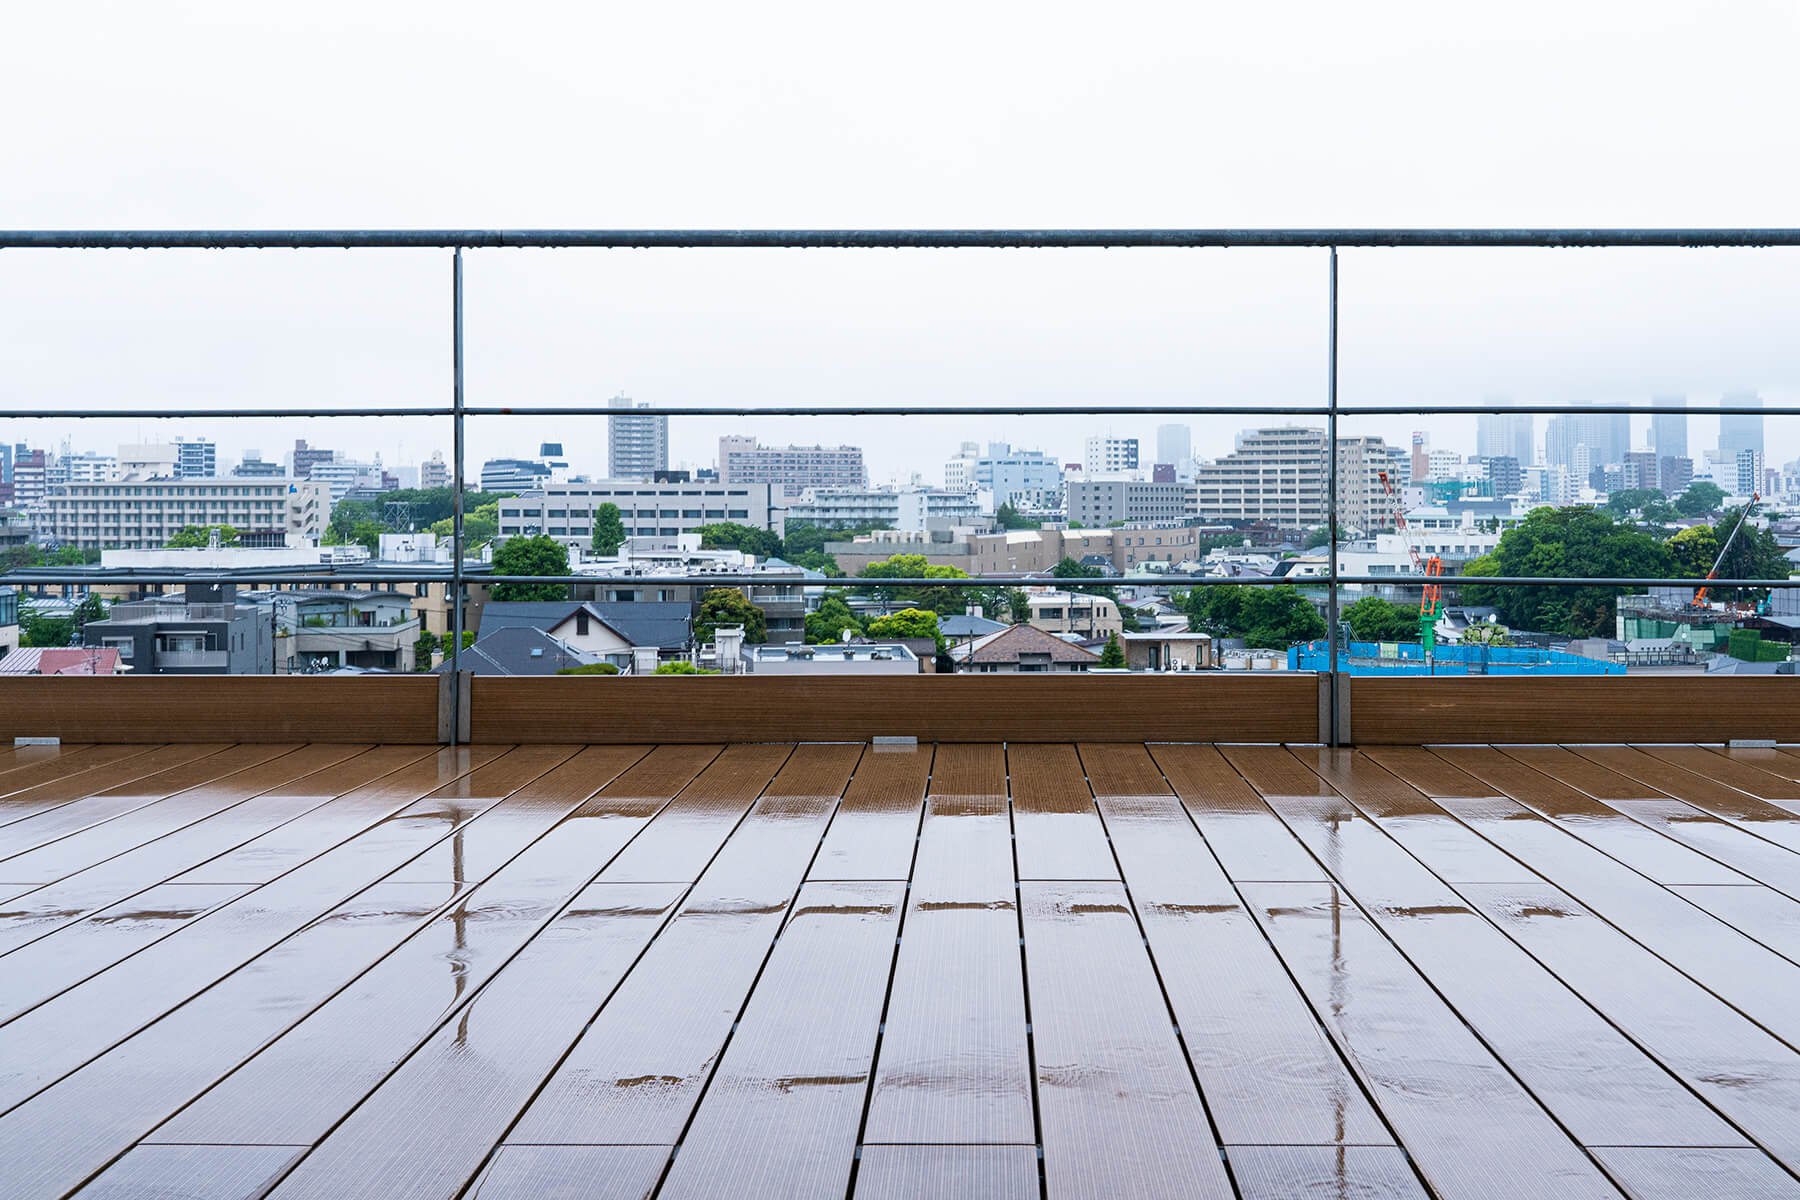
1667, 884, 1800, 965
1226, 1146, 1429, 1200
659, 881, 904, 1199
174, 745, 506, 885
0, 746, 568, 1114
152, 746, 663, 1147
0, 744, 361, 884
71, 1144, 303, 1200
252, 883, 681, 1200
0, 882, 252, 1026
1570, 745, 1800, 854
1427, 746, 1763, 887
590, 743, 791, 883
500, 750, 853, 1153
1600, 796, 1800, 900
1458, 881, 1800, 1176
1241, 747, 1743, 1150
1007, 743, 1117, 880
1430, 749, 1800, 1052
1642, 744, 1800, 803
1148, 743, 1328, 882
0, 880, 460, 1200
864, 744, 1031, 1146
0, 745, 421, 958
1079, 742, 1392, 1149
1590, 1146, 1800, 1200
1021, 880, 1234, 1200
0, 745, 149, 805
0, 744, 235, 848
466, 1145, 670, 1199
810, 744, 930, 881
1241, 883, 1624, 1200
852, 1145, 1039, 1200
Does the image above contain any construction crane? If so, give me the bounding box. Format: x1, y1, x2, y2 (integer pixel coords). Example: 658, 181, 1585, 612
1378, 470, 1444, 666
1692, 492, 1760, 608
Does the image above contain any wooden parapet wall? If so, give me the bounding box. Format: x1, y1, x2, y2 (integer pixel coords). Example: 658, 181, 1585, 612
467, 674, 1325, 744
1351, 676, 1800, 745
0, 675, 445, 744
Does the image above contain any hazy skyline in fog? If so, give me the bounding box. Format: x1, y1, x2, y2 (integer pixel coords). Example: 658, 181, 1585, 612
5, 3, 1799, 477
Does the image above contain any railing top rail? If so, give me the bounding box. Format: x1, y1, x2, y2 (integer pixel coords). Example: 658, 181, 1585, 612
6, 228, 1800, 250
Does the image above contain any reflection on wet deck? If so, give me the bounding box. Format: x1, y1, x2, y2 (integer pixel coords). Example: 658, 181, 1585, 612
3, 739, 1800, 1198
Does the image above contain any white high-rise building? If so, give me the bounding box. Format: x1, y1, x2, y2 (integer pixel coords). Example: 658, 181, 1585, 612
1189, 427, 1397, 532
1475, 412, 1534, 465
1083, 436, 1139, 477
942, 441, 1063, 510
608, 395, 669, 480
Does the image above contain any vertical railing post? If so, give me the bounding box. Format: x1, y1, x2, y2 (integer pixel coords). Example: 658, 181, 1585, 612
449, 248, 466, 744
1326, 246, 1341, 746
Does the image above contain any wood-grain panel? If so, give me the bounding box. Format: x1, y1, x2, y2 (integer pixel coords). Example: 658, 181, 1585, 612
468, 674, 1320, 743
1354, 676, 1800, 744
0, 676, 443, 743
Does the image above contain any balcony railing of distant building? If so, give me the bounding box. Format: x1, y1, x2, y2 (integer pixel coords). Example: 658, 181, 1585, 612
5, 228, 1800, 745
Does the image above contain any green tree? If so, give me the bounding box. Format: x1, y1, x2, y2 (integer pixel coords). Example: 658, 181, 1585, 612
653, 661, 719, 675
1342, 596, 1419, 642
165, 524, 240, 549
1460, 620, 1512, 647
697, 522, 783, 559
591, 502, 627, 556
994, 502, 1038, 530
412, 630, 439, 671
426, 500, 500, 548
1674, 481, 1729, 518
18, 594, 75, 648
1666, 525, 1720, 579
867, 607, 946, 658
1603, 488, 1666, 518
1099, 632, 1127, 668
557, 662, 621, 675
72, 594, 110, 626
860, 554, 972, 613
489, 534, 571, 602
1004, 588, 1032, 624
695, 587, 767, 644
1185, 584, 1326, 650
805, 595, 864, 644
1457, 506, 1672, 637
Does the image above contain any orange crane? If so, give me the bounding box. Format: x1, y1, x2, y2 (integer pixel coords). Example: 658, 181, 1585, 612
1692, 492, 1760, 608
1378, 470, 1444, 661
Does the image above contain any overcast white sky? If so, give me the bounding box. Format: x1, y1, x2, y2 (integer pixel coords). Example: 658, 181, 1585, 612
5, 2, 1799, 481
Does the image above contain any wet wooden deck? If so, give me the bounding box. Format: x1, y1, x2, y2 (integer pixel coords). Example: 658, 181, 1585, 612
3, 740, 1800, 1199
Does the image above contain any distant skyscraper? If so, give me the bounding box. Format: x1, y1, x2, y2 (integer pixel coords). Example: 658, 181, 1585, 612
1155, 424, 1191, 473
1650, 399, 1687, 461
1719, 392, 1764, 465
1485, 455, 1522, 497
1476, 412, 1534, 465
1545, 408, 1629, 472
608, 395, 668, 481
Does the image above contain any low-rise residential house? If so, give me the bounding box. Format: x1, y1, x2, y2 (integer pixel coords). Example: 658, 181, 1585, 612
939, 611, 1008, 659
1027, 590, 1122, 639
456, 627, 602, 676
741, 642, 920, 674
0, 586, 17, 663
246, 590, 420, 674
1121, 630, 1214, 671
80, 584, 275, 675
0, 646, 126, 675
954, 623, 1101, 673
476, 600, 693, 669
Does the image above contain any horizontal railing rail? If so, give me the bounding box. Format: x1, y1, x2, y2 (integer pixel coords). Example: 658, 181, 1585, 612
5, 227, 1797, 747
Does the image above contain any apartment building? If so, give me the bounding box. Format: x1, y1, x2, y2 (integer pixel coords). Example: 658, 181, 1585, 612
81, 584, 275, 675
1189, 427, 1396, 532
1064, 479, 1188, 528
419, 451, 450, 490
608, 396, 669, 480
784, 487, 981, 532
499, 481, 779, 546
1083, 436, 1139, 476
44, 478, 330, 549
717, 437, 866, 495
969, 525, 1200, 575
174, 439, 217, 479
943, 441, 1063, 509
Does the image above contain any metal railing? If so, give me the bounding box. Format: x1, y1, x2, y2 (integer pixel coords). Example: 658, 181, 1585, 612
6, 228, 1800, 746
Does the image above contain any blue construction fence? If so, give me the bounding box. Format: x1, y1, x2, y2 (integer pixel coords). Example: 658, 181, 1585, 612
1288, 640, 1624, 676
